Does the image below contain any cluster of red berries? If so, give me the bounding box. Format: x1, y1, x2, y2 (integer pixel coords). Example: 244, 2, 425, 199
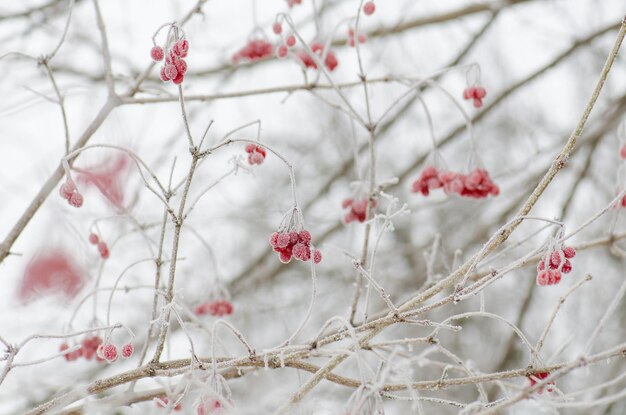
194, 300, 234, 317
527, 371, 555, 393
232, 39, 274, 63
59, 335, 102, 362
363, 1, 376, 15
347, 28, 367, 47
463, 85, 487, 108
536, 246, 576, 286
156, 396, 182, 411
59, 178, 84, 208
412, 166, 499, 199
269, 229, 322, 264
245, 144, 266, 165
197, 397, 225, 415
97, 341, 134, 363
341, 198, 377, 223
296, 42, 338, 71
88, 233, 109, 259
152, 39, 189, 85
272, 22, 297, 59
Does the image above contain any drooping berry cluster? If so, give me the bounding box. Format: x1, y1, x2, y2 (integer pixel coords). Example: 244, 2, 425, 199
59, 335, 102, 362
88, 233, 109, 259
59, 178, 84, 208
536, 246, 576, 286
363, 1, 376, 15
156, 396, 182, 411
269, 229, 322, 264
272, 21, 297, 59
463, 85, 487, 108
95, 341, 134, 363
342, 198, 377, 223
347, 28, 367, 47
194, 300, 234, 317
297, 42, 338, 71
232, 39, 274, 63
412, 166, 499, 199
245, 144, 266, 165
152, 39, 189, 85
197, 396, 225, 415
527, 371, 555, 393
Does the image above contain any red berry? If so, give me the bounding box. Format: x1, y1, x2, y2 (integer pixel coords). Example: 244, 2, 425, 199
59, 181, 75, 200
286, 35, 296, 47
150, 46, 164, 61
173, 39, 189, 57
277, 232, 290, 248
562, 246, 576, 259
121, 343, 134, 359
97, 242, 109, 259
160, 66, 170, 82
68, 192, 83, 208
272, 22, 283, 34
313, 249, 322, 264
561, 259, 572, 274
102, 344, 118, 362
172, 73, 184, 85
174, 58, 187, 76
279, 250, 292, 263
164, 64, 178, 80
299, 230, 311, 243
536, 270, 549, 286
474, 87, 487, 99
620, 145, 626, 160
549, 251, 561, 269
363, 1, 376, 15
88, 233, 99, 244
277, 45, 288, 58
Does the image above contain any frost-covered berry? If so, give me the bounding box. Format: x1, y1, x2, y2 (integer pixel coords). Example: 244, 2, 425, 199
463, 86, 487, 108
299, 230, 311, 243
172, 73, 184, 85
59, 181, 75, 200
286, 35, 296, 47
277, 233, 290, 248
562, 246, 576, 259
164, 64, 178, 80
88, 233, 99, 244
121, 343, 134, 359
151, 46, 164, 61
620, 145, 626, 160
269, 232, 279, 247
561, 259, 572, 274
279, 250, 292, 263
292, 243, 308, 260
102, 344, 118, 362
363, 1, 376, 15
174, 58, 187, 76
249, 152, 264, 165
160, 66, 169, 82
313, 249, 322, 264
273, 22, 283, 34
277, 45, 288, 58
68, 192, 84, 208
173, 39, 189, 57
536, 270, 550, 286
97, 242, 109, 259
